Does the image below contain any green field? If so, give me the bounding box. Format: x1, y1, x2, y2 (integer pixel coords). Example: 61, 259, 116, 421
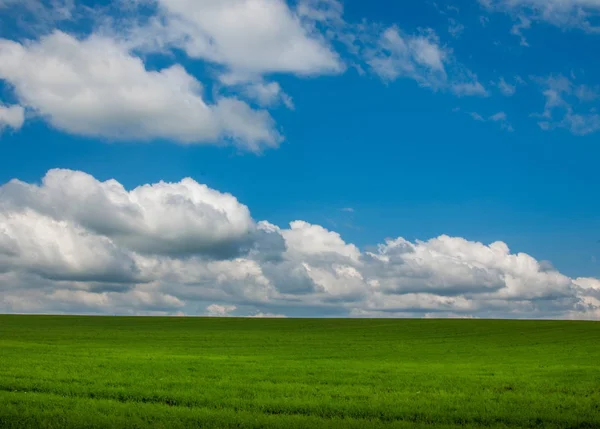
0, 316, 599, 428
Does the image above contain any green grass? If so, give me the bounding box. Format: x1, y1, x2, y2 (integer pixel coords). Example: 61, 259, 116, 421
0, 316, 599, 428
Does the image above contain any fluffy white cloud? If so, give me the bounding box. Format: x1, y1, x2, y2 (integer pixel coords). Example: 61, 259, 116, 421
0, 0, 502, 149
281, 220, 361, 263
1, 169, 255, 258
0, 169, 598, 320
1, 285, 184, 315
135, 0, 344, 76
206, 303, 237, 316
363, 235, 574, 300
0, 31, 281, 150
573, 277, 600, 291
0, 209, 142, 283
569, 277, 600, 319
205, 304, 286, 317
0, 103, 24, 131
247, 312, 287, 318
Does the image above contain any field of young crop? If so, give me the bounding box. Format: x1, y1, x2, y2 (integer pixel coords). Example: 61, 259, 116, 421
0, 315, 599, 428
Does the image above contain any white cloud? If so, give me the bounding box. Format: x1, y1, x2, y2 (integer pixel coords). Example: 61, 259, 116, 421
366, 26, 487, 96
497, 77, 517, 96
481, 0, 600, 32
0, 31, 281, 150
489, 111, 514, 131
0, 0, 497, 148
467, 111, 514, 131
206, 303, 237, 316
451, 80, 489, 97
281, 220, 361, 263
489, 112, 507, 121
0, 169, 598, 320
448, 18, 465, 38
0, 0, 74, 33
0, 208, 143, 284
1, 169, 256, 258
574, 277, 600, 290
228, 79, 294, 109
535, 75, 600, 135
470, 112, 485, 121
205, 305, 286, 318
296, 0, 344, 24
247, 312, 287, 318
137, 0, 344, 76
570, 277, 600, 319
0, 103, 24, 131
510, 14, 531, 46
367, 26, 448, 86
2, 286, 184, 315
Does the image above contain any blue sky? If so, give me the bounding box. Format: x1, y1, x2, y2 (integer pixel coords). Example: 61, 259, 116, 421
0, 0, 599, 318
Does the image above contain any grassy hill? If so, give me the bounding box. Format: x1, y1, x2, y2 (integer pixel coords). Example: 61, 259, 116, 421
0, 315, 598, 428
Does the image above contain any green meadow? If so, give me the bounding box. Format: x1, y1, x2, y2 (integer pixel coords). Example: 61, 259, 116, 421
0, 315, 598, 428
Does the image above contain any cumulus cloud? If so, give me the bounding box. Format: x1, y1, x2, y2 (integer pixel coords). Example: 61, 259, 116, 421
0, 169, 598, 320
0, 31, 281, 150
361, 235, 569, 299
1, 169, 255, 258
0, 0, 501, 148
281, 220, 361, 262
131, 0, 344, 77
2, 285, 184, 315
127, 0, 488, 99
0, 209, 143, 284
206, 304, 237, 317
0, 103, 24, 131
247, 312, 287, 318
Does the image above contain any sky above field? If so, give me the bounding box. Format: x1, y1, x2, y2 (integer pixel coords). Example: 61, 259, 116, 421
0, 0, 599, 319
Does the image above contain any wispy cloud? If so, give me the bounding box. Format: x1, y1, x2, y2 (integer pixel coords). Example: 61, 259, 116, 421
480, 0, 600, 34
534, 75, 600, 135
496, 77, 517, 96
467, 110, 514, 131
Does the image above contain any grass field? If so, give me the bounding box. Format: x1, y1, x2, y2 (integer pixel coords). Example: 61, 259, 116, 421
0, 316, 599, 428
